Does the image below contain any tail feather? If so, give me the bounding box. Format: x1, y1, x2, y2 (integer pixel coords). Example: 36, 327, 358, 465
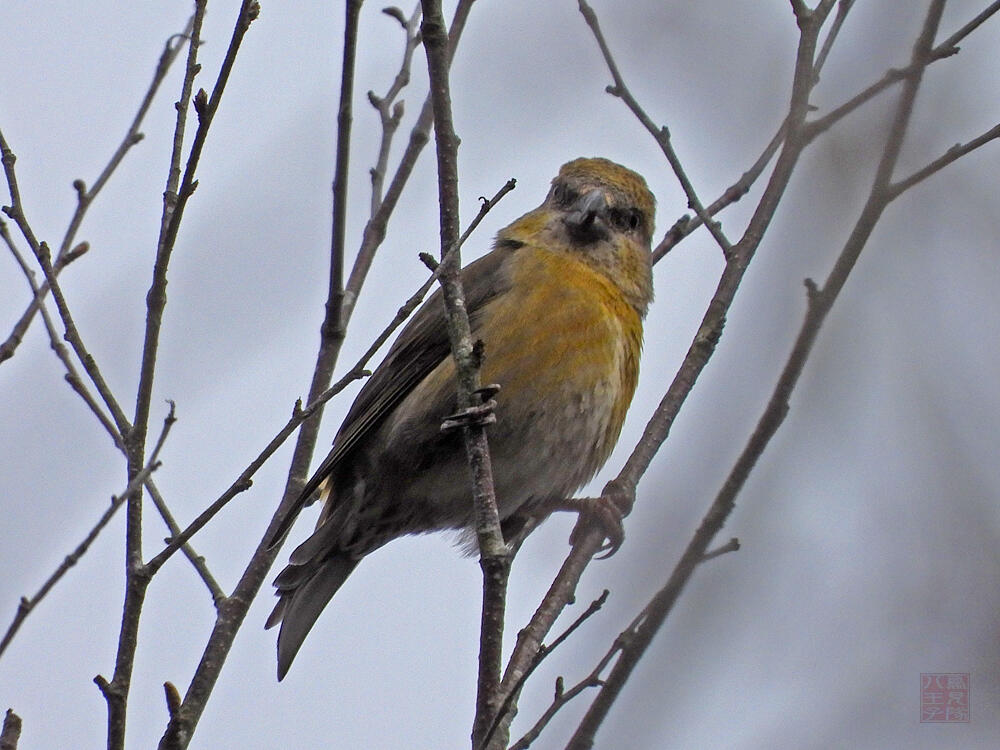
269, 554, 359, 681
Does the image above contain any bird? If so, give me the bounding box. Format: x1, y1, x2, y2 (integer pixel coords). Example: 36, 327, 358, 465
266, 157, 655, 680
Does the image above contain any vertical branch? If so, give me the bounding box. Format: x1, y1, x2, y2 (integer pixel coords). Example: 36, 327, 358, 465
93, 3, 260, 750
96, 2, 209, 743
134, 0, 258, 447
418, 1, 508, 747
157, 1, 368, 746
327, 0, 365, 344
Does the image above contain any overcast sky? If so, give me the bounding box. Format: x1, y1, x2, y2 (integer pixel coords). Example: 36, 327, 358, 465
1, 1, 998, 748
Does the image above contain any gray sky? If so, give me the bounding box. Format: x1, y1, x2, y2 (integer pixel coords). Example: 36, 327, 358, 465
2, 1, 998, 748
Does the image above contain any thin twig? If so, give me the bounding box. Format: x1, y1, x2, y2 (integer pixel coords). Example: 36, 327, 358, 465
651, 0, 998, 265
2, 221, 220, 610
369, 4, 423, 215
326, 0, 365, 344
887, 122, 1000, 200
341, 0, 476, 328
145, 479, 226, 606
700, 537, 740, 563
0, 132, 133, 435
35, 241, 134, 432
482, 591, 608, 750
803, 1, 1000, 143
509, 631, 628, 750
103, 4, 217, 749
578, 0, 733, 258
1, 220, 123, 443
145, 366, 366, 575
62, 17, 196, 260
651, 123, 785, 264
135, 0, 258, 452
814, 0, 855, 74
0, 22, 190, 364
1, 403, 175, 661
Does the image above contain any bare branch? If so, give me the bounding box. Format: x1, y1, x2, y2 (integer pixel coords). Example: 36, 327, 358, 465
64, 18, 196, 260
887, 122, 1000, 200
145, 366, 366, 575
145, 479, 227, 607
135, 0, 258, 452
484, 591, 608, 749
1, 21, 190, 365
1, 710, 22, 750
419, 2, 508, 746
325, 0, 365, 346
578, 0, 732, 258
491, 6, 835, 747
341, 0, 476, 328
652, 0, 999, 265
2, 220, 220, 611
106, 2, 233, 746
814, 0, 855, 74
155, 5, 484, 740
369, 4, 423, 215
0, 402, 175, 661
563, 3, 948, 746
804, 1, 1000, 143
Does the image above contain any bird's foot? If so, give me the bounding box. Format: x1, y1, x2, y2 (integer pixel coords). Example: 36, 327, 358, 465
440, 384, 501, 432
560, 480, 635, 558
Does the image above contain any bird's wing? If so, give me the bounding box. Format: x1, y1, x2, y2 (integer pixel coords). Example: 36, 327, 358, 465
267, 240, 521, 547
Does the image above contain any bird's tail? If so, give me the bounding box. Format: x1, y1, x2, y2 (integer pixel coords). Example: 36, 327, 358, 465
266, 553, 359, 680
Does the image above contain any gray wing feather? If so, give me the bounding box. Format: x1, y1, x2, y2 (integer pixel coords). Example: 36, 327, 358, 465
267, 243, 519, 547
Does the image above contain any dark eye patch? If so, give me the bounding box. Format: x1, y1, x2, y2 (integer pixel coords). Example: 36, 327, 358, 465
609, 207, 643, 233
552, 183, 578, 207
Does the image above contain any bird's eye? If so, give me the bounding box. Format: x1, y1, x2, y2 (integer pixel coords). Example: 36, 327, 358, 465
609, 208, 642, 233
552, 183, 577, 207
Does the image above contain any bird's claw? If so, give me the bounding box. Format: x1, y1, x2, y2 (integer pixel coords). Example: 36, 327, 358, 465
440, 384, 501, 432
564, 481, 634, 558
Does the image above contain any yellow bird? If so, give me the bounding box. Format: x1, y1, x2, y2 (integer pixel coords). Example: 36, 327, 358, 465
267, 157, 655, 680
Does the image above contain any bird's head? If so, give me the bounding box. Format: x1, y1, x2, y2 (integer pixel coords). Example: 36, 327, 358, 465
500, 157, 655, 315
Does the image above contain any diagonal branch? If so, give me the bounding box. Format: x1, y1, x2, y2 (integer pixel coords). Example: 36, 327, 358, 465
887, 121, 1000, 200
578, 0, 733, 257
0, 21, 191, 365
341, 0, 476, 330
1, 402, 175, 661
2, 220, 222, 615
651, 0, 1000, 265
488, 5, 837, 748
803, 0, 1000, 144
0, 133, 133, 435
563, 2, 948, 747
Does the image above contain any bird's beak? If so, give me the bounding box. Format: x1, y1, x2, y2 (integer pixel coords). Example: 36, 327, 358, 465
563, 188, 609, 243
